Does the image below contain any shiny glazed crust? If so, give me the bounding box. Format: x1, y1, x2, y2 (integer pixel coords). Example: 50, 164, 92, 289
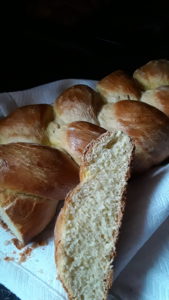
98, 100, 169, 173
53, 84, 104, 125
0, 143, 79, 243
0, 104, 54, 145
140, 86, 169, 117
97, 70, 141, 102
47, 120, 106, 165
133, 59, 169, 90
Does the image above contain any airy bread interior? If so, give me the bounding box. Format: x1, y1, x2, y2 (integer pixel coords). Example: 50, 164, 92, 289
56, 131, 133, 300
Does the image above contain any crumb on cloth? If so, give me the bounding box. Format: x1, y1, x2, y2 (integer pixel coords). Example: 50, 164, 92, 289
4, 256, 14, 262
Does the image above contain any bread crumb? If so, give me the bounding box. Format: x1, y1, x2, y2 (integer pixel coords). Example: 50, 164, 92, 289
4, 256, 14, 262
11, 238, 24, 250
18, 247, 33, 263
0, 220, 9, 231
31, 240, 48, 249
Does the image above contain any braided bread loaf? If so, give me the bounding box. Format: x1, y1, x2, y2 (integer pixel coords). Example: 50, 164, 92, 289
0, 60, 169, 246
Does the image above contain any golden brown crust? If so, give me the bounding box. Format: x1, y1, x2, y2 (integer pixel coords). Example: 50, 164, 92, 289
5, 193, 57, 244
0, 143, 79, 201
48, 121, 106, 165
140, 86, 169, 117
66, 122, 106, 164
98, 101, 169, 173
54, 84, 104, 125
0, 104, 54, 145
97, 70, 141, 103
133, 59, 169, 90
54, 184, 84, 299
0, 143, 79, 244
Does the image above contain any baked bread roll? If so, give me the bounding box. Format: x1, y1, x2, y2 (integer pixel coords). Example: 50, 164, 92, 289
0, 143, 79, 244
55, 131, 134, 300
133, 59, 169, 90
140, 86, 169, 117
53, 84, 103, 125
0, 104, 54, 145
47, 121, 106, 165
96, 70, 141, 103
98, 100, 169, 173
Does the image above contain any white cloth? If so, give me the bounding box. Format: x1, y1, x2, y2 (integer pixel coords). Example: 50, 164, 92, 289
0, 79, 168, 300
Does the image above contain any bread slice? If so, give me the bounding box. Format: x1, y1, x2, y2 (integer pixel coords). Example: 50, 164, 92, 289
55, 131, 134, 300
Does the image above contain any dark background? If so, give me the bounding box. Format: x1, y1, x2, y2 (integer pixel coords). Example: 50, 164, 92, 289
0, 1, 169, 92
0, 1, 169, 299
